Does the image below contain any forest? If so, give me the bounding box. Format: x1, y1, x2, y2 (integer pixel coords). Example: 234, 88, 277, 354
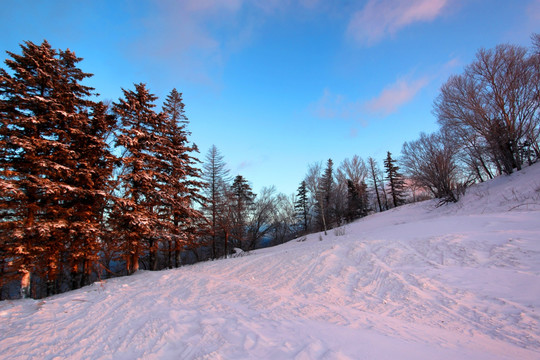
1, 34, 539, 300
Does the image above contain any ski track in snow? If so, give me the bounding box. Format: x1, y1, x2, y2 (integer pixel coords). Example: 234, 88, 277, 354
1, 164, 540, 359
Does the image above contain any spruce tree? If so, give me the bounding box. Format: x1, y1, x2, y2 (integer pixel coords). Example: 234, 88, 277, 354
113, 83, 205, 272
113, 83, 165, 274
0, 40, 115, 297
384, 151, 405, 208
162, 88, 189, 132
294, 181, 309, 234
158, 91, 205, 268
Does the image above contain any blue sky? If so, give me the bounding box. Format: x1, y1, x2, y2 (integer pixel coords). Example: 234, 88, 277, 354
2, 0, 539, 195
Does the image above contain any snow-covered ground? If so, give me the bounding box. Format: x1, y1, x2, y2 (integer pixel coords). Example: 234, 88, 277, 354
1, 164, 540, 360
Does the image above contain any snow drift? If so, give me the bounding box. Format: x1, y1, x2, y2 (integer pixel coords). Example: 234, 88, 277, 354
1, 164, 540, 359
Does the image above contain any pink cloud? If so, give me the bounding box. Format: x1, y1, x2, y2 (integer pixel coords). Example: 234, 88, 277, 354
365, 76, 429, 115
347, 0, 449, 45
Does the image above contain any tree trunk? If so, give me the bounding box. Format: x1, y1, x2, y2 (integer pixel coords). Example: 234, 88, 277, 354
20, 270, 31, 299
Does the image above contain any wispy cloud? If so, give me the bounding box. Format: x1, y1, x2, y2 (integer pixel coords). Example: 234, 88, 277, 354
134, 0, 323, 86
365, 76, 429, 115
311, 61, 457, 125
312, 74, 429, 121
312, 89, 364, 121
347, 0, 449, 45
235, 154, 269, 173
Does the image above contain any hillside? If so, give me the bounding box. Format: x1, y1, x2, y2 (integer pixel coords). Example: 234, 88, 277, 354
1, 164, 540, 359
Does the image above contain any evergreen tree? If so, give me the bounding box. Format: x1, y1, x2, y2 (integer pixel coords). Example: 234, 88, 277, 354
294, 181, 309, 233
158, 92, 206, 269
67, 100, 117, 289
113, 83, 205, 272
317, 159, 334, 234
113, 84, 157, 274
0, 40, 115, 297
384, 151, 405, 208
230, 175, 255, 249
162, 88, 189, 132
202, 145, 231, 258
345, 180, 368, 222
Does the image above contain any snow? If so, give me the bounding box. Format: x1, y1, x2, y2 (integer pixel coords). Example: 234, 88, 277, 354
1, 164, 540, 359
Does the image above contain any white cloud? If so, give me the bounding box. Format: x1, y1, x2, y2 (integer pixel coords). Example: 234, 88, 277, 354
347, 0, 449, 45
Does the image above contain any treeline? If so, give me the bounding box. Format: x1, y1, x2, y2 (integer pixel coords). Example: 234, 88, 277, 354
1, 34, 539, 300
0, 40, 212, 299
403, 35, 540, 203
285, 35, 540, 235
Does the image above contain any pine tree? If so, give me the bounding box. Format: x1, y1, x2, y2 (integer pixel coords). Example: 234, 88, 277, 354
0, 40, 115, 297
384, 151, 405, 208
294, 181, 309, 234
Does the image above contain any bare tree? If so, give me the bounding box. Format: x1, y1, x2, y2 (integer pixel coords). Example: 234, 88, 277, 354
401, 131, 462, 203
368, 157, 384, 212
337, 155, 368, 185
337, 155, 369, 221
434, 43, 540, 175
272, 193, 297, 244
304, 162, 322, 232
202, 145, 231, 258
246, 186, 277, 250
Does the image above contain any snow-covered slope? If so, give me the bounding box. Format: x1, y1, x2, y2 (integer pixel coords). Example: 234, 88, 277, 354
1, 164, 540, 360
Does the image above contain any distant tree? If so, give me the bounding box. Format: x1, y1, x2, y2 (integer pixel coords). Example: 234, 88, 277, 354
294, 181, 310, 233
246, 186, 277, 250
384, 151, 405, 208
337, 155, 368, 185
230, 175, 255, 249
345, 180, 368, 222
337, 155, 369, 222
272, 193, 297, 244
401, 131, 462, 203
0, 40, 115, 297
202, 145, 231, 258
368, 157, 384, 212
304, 162, 322, 225
317, 159, 335, 234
